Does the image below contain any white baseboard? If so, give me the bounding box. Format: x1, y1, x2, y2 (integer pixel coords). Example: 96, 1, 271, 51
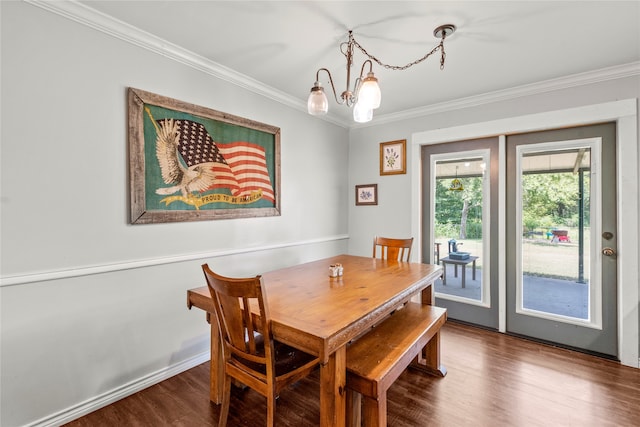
25, 352, 211, 427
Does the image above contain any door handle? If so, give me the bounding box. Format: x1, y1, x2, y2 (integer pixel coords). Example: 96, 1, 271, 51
602, 247, 616, 257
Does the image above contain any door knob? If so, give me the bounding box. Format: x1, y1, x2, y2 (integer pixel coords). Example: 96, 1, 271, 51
602, 247, 616, 257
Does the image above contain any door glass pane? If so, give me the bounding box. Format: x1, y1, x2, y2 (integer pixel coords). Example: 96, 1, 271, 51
518, 147, 591, 320
433, 156, 486, 302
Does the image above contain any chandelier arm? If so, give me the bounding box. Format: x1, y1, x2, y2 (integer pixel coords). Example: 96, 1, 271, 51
351, 36, 447, 71
359, 59, 374, 76
315, 67, 346, 105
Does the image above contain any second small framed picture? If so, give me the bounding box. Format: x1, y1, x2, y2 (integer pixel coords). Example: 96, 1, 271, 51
380, 139, 406, 175
355, 184, 378, 206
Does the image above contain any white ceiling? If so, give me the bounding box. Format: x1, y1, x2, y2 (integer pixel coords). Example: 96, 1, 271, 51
73, 1, 640, 126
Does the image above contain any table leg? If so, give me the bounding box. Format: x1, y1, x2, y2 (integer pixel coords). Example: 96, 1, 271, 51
421, 283, 435, 306
461, 265, 466, 289
320, 347, 346, 427
208, 313, 225, 404
442, 263, 447, 286
472, 260, 477, 280
454, 264, 459, 278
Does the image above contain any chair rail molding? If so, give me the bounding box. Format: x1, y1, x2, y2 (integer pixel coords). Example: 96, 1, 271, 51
0, 234, 349, 287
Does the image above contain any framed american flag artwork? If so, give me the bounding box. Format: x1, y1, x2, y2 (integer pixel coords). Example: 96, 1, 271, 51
127, 88, 281, 224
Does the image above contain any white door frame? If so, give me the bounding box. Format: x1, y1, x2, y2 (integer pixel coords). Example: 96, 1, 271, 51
410, 99, 638, 368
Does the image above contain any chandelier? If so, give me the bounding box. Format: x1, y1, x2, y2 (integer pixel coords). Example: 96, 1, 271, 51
307, 24, 456, 123
449, 166, 464, 191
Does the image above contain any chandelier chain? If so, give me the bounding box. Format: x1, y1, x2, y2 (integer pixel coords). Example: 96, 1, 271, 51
350, 34, 447, 71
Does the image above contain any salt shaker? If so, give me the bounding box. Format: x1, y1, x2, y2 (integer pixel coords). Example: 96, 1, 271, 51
329, 265, 339, 277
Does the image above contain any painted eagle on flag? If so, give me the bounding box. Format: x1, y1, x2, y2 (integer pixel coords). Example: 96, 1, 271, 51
153, 118, 275, 204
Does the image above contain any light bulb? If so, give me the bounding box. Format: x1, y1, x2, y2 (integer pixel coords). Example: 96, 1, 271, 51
357, 72, 381, 109
307, 82, 328, 115
353, 102, 373, 123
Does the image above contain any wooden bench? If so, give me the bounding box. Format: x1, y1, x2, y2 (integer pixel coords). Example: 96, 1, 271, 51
346, 302, 447, 427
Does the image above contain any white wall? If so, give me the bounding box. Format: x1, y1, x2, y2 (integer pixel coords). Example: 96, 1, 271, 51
0, 2, 348, 426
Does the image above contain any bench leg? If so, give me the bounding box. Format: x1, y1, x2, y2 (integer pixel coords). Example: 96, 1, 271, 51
346, 389, 362, 427
413, 331, 447, 377
362, 391, 386, 427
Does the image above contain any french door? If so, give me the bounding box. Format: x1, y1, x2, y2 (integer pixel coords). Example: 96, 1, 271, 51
421, 137, 499, 329
422, 123, 618, 357
505, 123, 618, 357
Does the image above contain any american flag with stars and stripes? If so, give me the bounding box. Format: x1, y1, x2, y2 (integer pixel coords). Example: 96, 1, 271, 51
172, 119, 275, 203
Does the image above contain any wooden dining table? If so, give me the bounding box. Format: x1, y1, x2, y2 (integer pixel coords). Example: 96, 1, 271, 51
187, 254, 444, 427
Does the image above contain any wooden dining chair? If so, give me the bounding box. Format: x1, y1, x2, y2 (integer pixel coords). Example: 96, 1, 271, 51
372, 236, 414, 262
201, 264, 319, 427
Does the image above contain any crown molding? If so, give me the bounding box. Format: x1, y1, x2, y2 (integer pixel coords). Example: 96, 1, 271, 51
366, 61, 640, 127
26, 1, 639, 130
25, 0, 350, 128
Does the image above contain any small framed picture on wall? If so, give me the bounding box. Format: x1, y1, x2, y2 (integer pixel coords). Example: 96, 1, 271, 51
380, 139, 406, 175
355, 184, 378, 206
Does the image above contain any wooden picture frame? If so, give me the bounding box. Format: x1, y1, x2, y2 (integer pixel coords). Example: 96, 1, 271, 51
128, 88, 281, 224
380, 139, 406, 175
355, 184, 378, 206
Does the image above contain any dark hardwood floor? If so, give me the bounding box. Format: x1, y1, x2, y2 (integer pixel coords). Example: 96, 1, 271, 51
64, 321, 640, 426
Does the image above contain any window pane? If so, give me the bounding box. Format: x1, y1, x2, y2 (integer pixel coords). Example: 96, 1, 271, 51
434, 158, 485, 301
519, 149, 590, 320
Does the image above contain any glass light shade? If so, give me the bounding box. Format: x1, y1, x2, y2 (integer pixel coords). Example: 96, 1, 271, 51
353, 102, 373, 123
449, 178, 464, 191
357, 72, 381, 109
307, 83, 328, 115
